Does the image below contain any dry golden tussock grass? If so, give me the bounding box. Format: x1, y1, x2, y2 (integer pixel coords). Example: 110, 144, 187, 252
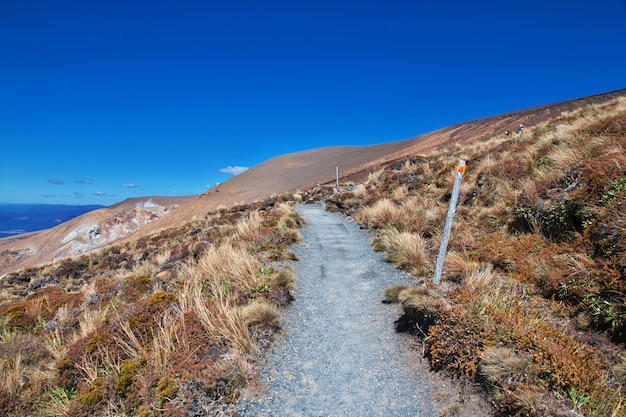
42, 386, 74, 417
479, 346, 532, 385
78, 306, 109, 338
129, 262, 156, 281
464, 264, 500, 293
383, 285, 409, 304
24, 296, 45, 320
74, 352, 102, 385
44, 329, 68, 363
355, 198, 403, 229
352, 183, 367, 198
490, 179, 518, 214
392, 184, 410, 201
549, 145, 583, 170
396, 286, 432, 310
0, 354, 24, 399
272, 202, 296, 216
274, 203, 305, 242
196, 297, 253, 353
177, 265, 253, 351
517, 177, 540, 204
465, 266, 519, 312
398, 196, 443, 235
378, 229, 430, 274
442, 250, 480, 281
151, 308, 185, 373
438, 403, 462, 417
195, 243, 261, 292
177, 277, 202, 315
234, 210, 263, 242
240, 302, 282, 330
366, 168, 385, 185
268, 266, 295, 292
115, 319, 148, 359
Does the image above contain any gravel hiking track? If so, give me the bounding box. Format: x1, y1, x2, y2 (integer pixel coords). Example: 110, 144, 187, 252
237, 204, 437, 417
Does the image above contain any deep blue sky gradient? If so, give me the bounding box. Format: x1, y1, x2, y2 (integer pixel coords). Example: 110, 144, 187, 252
2, 1, 626, 205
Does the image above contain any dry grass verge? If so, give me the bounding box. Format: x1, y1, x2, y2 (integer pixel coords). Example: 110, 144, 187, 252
0, 199, 304, 416
347, 97, 626, 416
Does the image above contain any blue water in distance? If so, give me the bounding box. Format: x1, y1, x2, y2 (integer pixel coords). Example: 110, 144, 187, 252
0, 204, 105, 237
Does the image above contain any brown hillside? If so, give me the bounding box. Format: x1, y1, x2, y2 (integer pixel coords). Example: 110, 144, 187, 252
1, 88, 624, 276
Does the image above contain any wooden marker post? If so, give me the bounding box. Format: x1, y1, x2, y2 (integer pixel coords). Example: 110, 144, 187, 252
433, 160, 466, 285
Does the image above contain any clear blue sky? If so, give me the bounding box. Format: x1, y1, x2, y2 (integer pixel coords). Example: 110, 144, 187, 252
1, 1, 625, 205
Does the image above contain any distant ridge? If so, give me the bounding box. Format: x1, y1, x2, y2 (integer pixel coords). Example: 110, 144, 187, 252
1, 88, 625, 275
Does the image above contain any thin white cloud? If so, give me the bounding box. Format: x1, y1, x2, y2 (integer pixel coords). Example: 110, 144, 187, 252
93, 191, 119, 197
48, 179, 65, 185
121, 183, 138, 188
218, 166, 249, 175
77, 179, 92, 184
41, 194, 69, 198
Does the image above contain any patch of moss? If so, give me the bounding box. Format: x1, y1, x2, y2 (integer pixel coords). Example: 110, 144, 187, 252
84, 334, 104, 354
156, 374, 179, 408
149, 291, 178, 303
135, 408, 151, 417
55, 356, 78, 389
6, 305, 25, 319
125, 274, 153, 295
128, 315, 146, 331
115, 359, 143, 395
77, 378, 102, 408
223, 386, 240, 404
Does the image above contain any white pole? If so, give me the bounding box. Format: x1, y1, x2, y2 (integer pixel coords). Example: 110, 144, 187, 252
433, 160, 466, 285
336, 166, 339, 188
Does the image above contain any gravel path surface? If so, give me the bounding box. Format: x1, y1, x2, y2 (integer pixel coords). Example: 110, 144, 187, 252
237, 204, 437, 417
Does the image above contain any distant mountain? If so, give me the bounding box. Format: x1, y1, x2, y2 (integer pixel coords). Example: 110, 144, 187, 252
0, 203, 105, 237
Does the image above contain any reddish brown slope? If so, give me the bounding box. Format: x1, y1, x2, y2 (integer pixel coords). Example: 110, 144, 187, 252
1, 88, 624, 276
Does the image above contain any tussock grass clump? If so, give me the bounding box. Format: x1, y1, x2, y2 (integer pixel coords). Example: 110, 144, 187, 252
234, 210, 263, 242
384, 285, 444, 336
271, 203, 305, 244
268, 266, 295, 292
195, 297, 253, 353
377, 229, 430, 274
241, 303, 282, 330
0, 354, 25, 400
479, 346, 533, 386
195, 243, 261, 292
355, 198, 403, 229
382, 285, 408, 304
441, 250, 480, 282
